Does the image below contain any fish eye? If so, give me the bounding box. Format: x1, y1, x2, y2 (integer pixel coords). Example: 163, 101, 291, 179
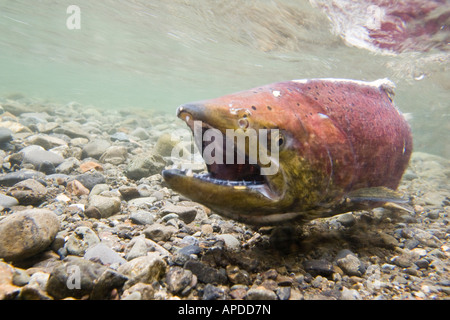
276, 132, 285, 148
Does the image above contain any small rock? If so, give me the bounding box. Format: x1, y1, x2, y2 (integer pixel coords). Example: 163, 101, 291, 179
246, 286, 277, 300
340, 287, 362, 300
71, 172, 106, 190
80, 161, 103, 173
46, 256, 127, 299
130, 128, 150, 140
12, 268, 30, 287
154, 133, 178, 157
56, 157, 81, 174
336, 213, 356, 227
303, 259, 335, 277
20, 145, 64, 168
0, 209, 60, 261
336, 250, 365, 277
184, 260, 227, 285
126, 152, 166, 180
0, 127, 12, 144
125, 237, 149, 261
87, 195, 121, 218
121, 283, 155, 300
226, 265, 251, 285
143, 223, 177, 242
7, 179, 47, 205
0, 170, 45, 187
82, 139, 111, 159
0, 261, 19, 299
119, 186, 141, 201
216, 234, 241, 251
110, 132, 130, 142
84, 207, 102, 219
0, 193, 19, 208
66, 180, 90, 196
99, 146, 128, 165
65, 226, 100, 256
202, 283, 227, 300
129, 210, 155, 225
160, 204, 197, 224
26, 134, 67, 150
117, 253, 166, 289
84, 243, 127, 266
166, 266, 195, 295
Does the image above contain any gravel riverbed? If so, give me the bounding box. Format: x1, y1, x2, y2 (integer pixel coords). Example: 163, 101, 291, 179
0, 96, 448, 300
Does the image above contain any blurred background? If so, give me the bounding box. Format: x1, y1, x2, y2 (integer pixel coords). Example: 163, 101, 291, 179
0, 0, 448, 157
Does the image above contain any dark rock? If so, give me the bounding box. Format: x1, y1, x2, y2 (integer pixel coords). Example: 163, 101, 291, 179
202, 283, 227, 300
46, 256, 127, 299
71, 172, 105, 190
184, 260, 227, 285
304, 259, 335, 277
38, 161, 56, 175
0, 170, 45, 187
166, 266, 195, 295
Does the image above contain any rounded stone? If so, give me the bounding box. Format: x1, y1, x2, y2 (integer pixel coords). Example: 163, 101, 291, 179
0, 209, 60, 261
7, 179, 47, 205
65, 227, 100, 256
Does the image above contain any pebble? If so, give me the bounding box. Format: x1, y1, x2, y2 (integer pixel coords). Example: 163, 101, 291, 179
246, 287, 277, 300
117, 253, 166, 289
0, 193, 19, 208
129, 210, 156, 225
303, 259, 335, 277
143, 223, 177, 242
6, 179, 47, 205
216, 234, 241, 251
66, 180, 90, 196
65, 226, 100, 256
46, 256, 127, 299
336, 250, 365, 277
99, 146, 128, 165
87, 195, 121, 218
71, 172, 106, 190
184, 260, 227, 285
125, 237, 149, 260
126, 152, 166, 180
160, 204, 197, 224
0, 209, 60, 261
84, 243, 127, 266
166, 266, 195, 295
20, 145, 64, 168
0, 170, 45, 187
82, 139, 111, 159
0, 127, 12, 144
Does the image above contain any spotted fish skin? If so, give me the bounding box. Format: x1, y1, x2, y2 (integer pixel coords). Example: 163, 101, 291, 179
162, 78, 413, 226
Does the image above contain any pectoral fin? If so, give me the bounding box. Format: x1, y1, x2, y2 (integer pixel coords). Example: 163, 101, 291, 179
347, 187, 408, 203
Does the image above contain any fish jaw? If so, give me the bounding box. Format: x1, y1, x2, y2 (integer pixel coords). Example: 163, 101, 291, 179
162, 99, 295, 217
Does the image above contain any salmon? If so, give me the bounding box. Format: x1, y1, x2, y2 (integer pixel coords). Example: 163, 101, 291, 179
162, 78, 413, 225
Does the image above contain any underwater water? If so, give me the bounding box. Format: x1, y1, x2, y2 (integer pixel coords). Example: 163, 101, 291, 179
0, 0, 449, 157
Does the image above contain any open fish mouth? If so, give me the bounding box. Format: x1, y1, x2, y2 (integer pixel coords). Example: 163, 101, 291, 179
177, 108, 268, 188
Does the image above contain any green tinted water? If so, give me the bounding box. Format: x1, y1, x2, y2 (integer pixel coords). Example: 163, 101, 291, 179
0, 0, 448, 157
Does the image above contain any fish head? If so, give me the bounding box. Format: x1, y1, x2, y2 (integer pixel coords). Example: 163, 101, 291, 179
162, 82, 330, 225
